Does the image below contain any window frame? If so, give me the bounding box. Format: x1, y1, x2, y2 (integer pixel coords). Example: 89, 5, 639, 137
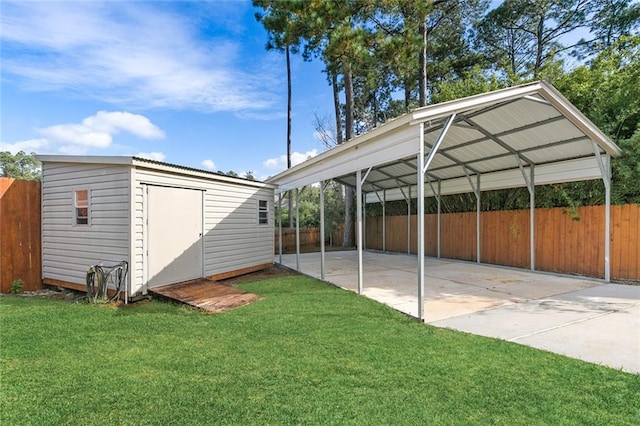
74, 189, 90, 226
258, 199, 269, 225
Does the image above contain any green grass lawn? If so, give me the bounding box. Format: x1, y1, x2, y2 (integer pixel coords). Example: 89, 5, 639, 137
1, 275, 639, 425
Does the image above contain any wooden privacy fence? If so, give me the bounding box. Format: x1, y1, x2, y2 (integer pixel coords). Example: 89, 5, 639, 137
0, 178, 42, 292
276, 225, 349, 253
364, 204, 639, 281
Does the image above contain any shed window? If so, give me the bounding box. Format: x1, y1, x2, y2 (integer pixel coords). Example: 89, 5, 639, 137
75, 189, 89, 225
258, 199, 268, 225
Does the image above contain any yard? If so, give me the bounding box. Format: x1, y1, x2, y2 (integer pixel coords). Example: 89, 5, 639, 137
1, 274, 638, 425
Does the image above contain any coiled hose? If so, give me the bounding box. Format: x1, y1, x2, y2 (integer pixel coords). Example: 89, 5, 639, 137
84, 261, 128, 303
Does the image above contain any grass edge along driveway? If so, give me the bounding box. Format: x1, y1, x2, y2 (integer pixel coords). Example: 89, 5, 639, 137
1, 275, 639, 425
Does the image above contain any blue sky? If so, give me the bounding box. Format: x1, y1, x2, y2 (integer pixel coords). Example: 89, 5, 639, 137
1, 1, 331, 180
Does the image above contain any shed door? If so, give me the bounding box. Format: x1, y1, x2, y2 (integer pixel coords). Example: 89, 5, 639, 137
146, 185, 203, 288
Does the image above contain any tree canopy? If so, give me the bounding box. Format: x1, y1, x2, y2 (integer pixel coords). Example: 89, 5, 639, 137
254, 0, 640, 220
0, 151, 42, 180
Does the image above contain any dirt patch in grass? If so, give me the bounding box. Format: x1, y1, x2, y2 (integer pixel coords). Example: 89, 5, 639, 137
0, 288, 77, 300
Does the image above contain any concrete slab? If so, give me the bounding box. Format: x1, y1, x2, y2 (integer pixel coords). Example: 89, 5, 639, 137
552, 284, 640, 310
425, 289, 523, 323
430, 298, 609, 340
515, 304, 640, 372
278, 251, 640, 373
484, 277, 598, 300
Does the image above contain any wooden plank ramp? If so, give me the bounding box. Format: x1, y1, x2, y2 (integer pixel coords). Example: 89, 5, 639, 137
149, 278, 262, 313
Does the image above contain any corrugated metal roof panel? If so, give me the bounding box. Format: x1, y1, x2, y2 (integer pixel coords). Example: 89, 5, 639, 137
445, 140, 509, 163
471, 98, 561, 134
501, 120, 585, 152
269, 81, 620, 195
525, 141, 593, 164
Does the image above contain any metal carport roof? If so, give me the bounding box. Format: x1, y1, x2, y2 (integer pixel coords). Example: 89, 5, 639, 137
266, 80, 622, 321
267, 80, 620, 196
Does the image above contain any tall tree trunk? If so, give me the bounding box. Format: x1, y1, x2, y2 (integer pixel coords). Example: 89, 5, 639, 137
418, 20, 427, 107
404, 79, 411, 111
534, 16, 545, 78
286, 44, 293, 228
342, 64, 354, 247
331, 70, 343, 144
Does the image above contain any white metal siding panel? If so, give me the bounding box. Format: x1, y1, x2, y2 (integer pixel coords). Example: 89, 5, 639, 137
534, 157, 602, 184
41, 163, 130, 285
205, 183, 274, 276
131, 184, 145, 295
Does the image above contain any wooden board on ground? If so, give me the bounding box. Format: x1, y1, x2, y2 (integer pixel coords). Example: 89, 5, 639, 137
149, 278, 262, 313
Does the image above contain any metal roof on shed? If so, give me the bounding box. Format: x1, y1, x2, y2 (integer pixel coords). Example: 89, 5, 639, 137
35, 155, 276, 189
267, 81, 620, 198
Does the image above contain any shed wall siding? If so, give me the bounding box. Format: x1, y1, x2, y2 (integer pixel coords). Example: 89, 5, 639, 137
205, 183, 274, 276
41, 163, 130, 285
133, 168, 274, 292
131, 185, 145, 294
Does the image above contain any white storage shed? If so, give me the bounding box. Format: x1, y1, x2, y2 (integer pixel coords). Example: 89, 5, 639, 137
36, 155, 275, 300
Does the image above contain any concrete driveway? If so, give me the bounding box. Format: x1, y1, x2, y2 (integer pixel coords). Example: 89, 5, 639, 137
279, 251, 640, 374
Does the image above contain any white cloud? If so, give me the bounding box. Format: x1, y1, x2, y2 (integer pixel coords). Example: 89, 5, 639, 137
0, 138, 49, 154
82, 111, 164, 139
136, 152, 166, 162
263, 149, 319, 172
37, 111, 164, 149
2, 111, 164, 156
39, 124, 112, 148
201, 159, 216, 170
0, 1, 281, 115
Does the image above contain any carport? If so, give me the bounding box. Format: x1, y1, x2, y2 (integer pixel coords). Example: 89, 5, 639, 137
267, 81, 622, 323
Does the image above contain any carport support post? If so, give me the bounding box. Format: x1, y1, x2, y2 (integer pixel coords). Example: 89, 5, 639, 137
417, 122, 425, 321
529, 166, 535, 271
382, 189, 386, 252
407, 186, 411, 254
357, 170, 363, 294
320, 181, 326, 281
593, 144, 612, 282
278, 192, 283, 264
466, 167, 480, 263
476, 174, 481, 264
419, 112, 456, 321
437, 180, 441, 258
605, 165, 611, 282
603, 154, 611, 282
363, 191, 367, 250
295, 188, 300, 271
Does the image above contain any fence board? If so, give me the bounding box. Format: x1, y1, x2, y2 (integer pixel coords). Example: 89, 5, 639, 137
275, 225, 348, 253
425, 214, 437, 256
1, 178, 42, 292
618, 205, 631, 278
356, 204, 639, 281
630, 205, 639, 279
